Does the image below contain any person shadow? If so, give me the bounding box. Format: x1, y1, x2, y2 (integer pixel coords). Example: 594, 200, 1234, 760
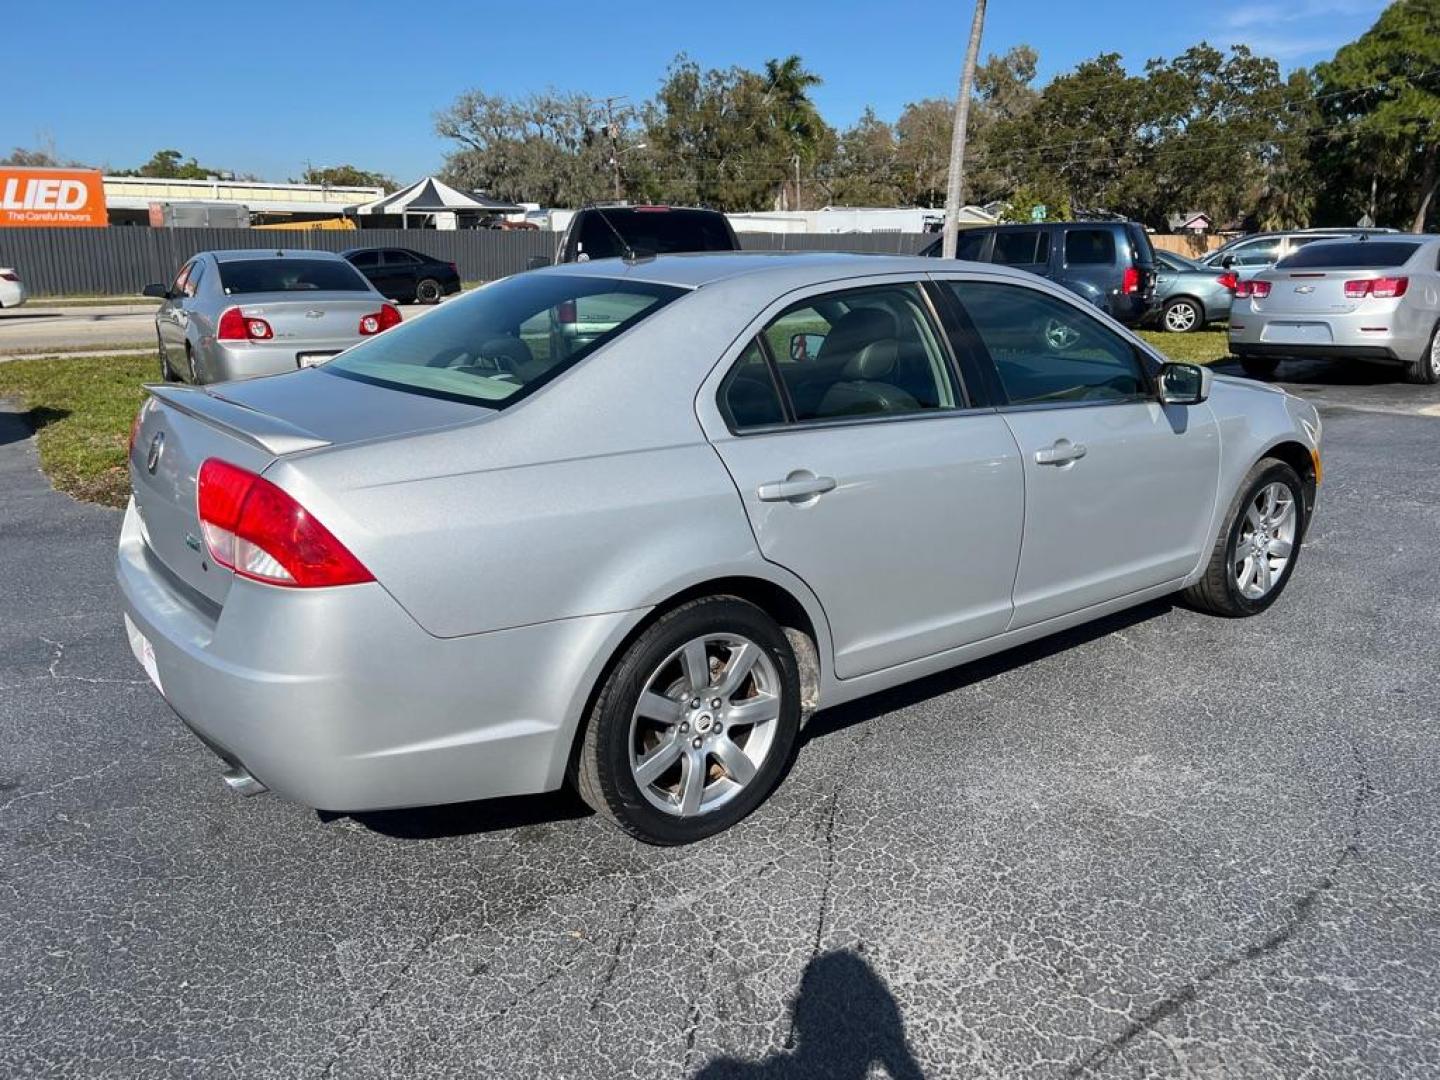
695, 949, 925, 1080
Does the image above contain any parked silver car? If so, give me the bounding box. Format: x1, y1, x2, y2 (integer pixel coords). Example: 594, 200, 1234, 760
143, 249, 399, 384
118, 253, 1323, 844
1229, 235, 1440, 384
1151, 249, 1235, 332
1200, 227, 1398, 280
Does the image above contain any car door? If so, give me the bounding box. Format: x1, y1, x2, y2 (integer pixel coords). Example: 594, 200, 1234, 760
382, 249, 422, 299
347, 250, 384, 295
936, 276, 1220, 628
701, 279, 1025, 679
157, 261, 195, 369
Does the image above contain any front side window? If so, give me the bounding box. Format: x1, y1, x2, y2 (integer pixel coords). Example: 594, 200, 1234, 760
384, 249, 420, 266
170, 262, 192, 296
1226, 238, 1283, 267
183, 261, 204, 297
754, 283, 957, 422
947, 281, 1147, 406
1064, 229, 1116, 266
218, 258, 371, 295
325, 273, 684, 408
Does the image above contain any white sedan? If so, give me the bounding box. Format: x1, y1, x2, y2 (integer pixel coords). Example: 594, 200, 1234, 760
0, 267, 26, 309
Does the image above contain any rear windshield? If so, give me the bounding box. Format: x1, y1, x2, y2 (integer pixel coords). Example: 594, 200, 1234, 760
1277, 241, 1421, 269
324, 273, 685, 407
219, 258, 369, 295
574, 209, 736, 260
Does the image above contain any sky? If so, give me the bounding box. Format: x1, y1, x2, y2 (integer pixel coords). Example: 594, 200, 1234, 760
1, 0, 1391, 184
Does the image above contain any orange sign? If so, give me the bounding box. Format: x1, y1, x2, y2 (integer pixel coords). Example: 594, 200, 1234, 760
0, 168, 108, 227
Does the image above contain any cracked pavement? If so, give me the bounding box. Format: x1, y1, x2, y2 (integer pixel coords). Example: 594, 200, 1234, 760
2, 379, 1439, 1078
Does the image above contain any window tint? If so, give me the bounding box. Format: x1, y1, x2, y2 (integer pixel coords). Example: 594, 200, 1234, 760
574, 208, 734, 260
384, 249, 420, 265
956, 229, 987, 260
183, 260, 204, 297
947, 281, 1147, 406
348, 250, 381, 269
218, 258, 370, 294
1226, 238, 1283, 266
1064, 228, 1116, 266
326, 274, 683, 408
719, 340, 786, 430
991, 230, 1047, 266
759, 284, 956, 422
1276, 240, 1421, 269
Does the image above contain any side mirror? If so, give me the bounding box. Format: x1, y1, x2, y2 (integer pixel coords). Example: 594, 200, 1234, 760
1158, 362, 1212, 405
1219, 255, 1235, 270
789, 332, 825, 361
142, 283, 170, 299
527, 255, 552, 270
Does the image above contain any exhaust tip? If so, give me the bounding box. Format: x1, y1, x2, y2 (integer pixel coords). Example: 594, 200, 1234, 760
221, 765, 268, 798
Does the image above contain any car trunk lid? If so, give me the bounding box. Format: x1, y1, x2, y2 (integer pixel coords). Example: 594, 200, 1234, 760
1254, 272, 1362, 316
224, 291, 388, 348
131, 375, 488, 606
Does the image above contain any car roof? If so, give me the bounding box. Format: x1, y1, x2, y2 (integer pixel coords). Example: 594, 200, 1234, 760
528, 250, 1036, 291
206, 249, 349, 263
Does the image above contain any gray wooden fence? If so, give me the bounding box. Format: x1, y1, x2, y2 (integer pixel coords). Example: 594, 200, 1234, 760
0, 227, 930, 297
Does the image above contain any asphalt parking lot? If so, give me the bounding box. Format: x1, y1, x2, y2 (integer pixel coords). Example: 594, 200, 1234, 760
2, 363, 1438, 1078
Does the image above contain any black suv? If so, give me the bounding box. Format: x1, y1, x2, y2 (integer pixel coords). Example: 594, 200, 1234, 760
554, 205, 740, 263
922, 221, 1158, 325
341, 247, 462, 304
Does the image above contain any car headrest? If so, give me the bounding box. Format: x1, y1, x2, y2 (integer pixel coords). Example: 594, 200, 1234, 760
843, 339, 899, 380
817, 307, 897, 364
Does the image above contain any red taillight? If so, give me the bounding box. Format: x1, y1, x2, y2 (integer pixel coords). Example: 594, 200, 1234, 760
196, 459, 374, 588
556, 299, 577, 324
217, 307, 273, 341
1217, 272, 1238, 291
128, 406, 145, 456
1121, 266, 1141, 295
1235, 280, 1271, 299
1347, 276, 1408, 299
447, 262, 458, 275
359, 303, 402, 335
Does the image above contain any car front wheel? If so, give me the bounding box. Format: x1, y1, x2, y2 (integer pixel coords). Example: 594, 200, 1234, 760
575, 597, 801, 845
1161, 297, 1203, 333
1183, 457, 1305, 617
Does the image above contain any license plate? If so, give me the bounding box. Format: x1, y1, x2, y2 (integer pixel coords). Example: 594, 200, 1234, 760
297, 351, 339, 368
1261, 322, 1333, 345
123, 613, 163, 693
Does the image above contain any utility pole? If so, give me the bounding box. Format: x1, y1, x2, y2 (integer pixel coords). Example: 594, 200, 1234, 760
599, 96, 628, 202
794, 154, 802, 212
942, 0, 987, 259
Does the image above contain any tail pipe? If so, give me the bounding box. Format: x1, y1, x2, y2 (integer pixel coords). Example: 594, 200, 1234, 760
221, 765, 268, 797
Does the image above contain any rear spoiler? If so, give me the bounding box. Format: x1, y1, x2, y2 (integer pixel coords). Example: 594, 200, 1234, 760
144, 384, 331, 455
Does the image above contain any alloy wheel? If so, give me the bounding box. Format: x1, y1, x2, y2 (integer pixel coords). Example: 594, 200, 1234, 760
1431, 332, 1440, 378
1234, 481, 1297, 600
1164, 300, 1199, 332
628, 634, 781, 818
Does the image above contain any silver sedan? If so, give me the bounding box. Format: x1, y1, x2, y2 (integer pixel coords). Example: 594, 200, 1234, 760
143, 249, 400, 384
118, 253, 1323, 844
1229, 235, 1440, 384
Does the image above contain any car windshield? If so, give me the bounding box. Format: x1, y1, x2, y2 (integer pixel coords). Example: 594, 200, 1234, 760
324, 273, 685, 407
1275, 241, 1422, 269
575, 209, 734, 259
219, 258, 370, 294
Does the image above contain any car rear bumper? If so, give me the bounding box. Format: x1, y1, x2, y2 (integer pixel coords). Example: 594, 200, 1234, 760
202, 339, 360, 382
1107, 293, 1157, 326
116, 499, 643, 812
0, 281, 25, 308
1229, 341, 1406, 363
1229, 305, 1430, 363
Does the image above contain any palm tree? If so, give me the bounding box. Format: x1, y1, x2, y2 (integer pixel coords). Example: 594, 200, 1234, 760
763, 55, 826, 209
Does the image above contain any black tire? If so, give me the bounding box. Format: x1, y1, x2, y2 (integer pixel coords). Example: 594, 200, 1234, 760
1161, 297, 1204, 333
1404, 324, 1440, 385
1183, 457, 1306, 617
185, 344, 200, 385
415, 278, 442, 305
1239, 355, 1280, 380
158, 334, 179, 382
575, 596, 801, 845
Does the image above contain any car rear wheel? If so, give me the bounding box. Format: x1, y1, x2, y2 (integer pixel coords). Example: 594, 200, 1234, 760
415, 278, 442, 305
1239, 355, 1280, 380
1405, 325, 1440, 385
1183, 457, 1305, 617
575, 596, 801, 845
1161, 297, 1203, 333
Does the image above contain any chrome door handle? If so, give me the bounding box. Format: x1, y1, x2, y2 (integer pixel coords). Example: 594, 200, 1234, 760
1035, 440, 1087, 466
757, 474, 837, 502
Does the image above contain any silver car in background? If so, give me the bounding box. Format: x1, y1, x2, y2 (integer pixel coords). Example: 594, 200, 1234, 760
143, 249, 400, 384
118, 253, 1323, 845
1229, 236, 1440, 384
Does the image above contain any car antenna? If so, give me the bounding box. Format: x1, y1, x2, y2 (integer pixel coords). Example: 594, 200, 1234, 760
588, 203, 654, 265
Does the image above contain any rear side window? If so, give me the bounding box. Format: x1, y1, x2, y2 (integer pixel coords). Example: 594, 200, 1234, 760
325, 273, 684, 408
574, 209, 736, 260
1225, 238, 1283, 266
1125, 223, 1154, 263
348, 251, 381, 269
218, 258, 370, 294
1276, 241, 1421, 269
1064, 229, 1116, 266
991, 230, 1048, 266
956, 229, 987, 260
719, 341, 786, 430
384, 250, 420, 265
